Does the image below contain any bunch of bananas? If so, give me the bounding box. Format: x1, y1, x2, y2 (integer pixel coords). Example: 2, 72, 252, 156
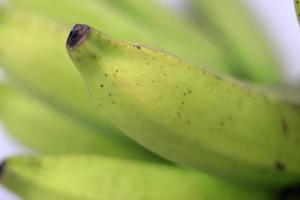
0, 0, 299, 199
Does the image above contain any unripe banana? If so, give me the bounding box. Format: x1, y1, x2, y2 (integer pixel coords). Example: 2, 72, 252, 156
6, 0, 231, 73
0, 155, 277, 200
189, 0, 281, 84
0, 83, 163, 162
67, 24, 300, 187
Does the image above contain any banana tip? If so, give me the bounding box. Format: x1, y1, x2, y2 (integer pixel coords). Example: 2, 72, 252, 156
0, 160, 5, 180
67, 24, 91, 50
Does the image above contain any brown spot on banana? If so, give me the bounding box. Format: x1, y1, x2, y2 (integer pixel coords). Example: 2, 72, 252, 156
275, 160, 286, 172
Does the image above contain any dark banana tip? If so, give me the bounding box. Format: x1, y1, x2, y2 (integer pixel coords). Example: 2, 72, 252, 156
0, 161, 6, 180
67, 24, 91, 49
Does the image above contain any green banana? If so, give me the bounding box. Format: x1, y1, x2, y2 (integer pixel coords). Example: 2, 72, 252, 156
0, 155, 276, 200
0, 83, 163, 162
6, 0, 231, 73
295, 0, 300, 25
188, 0, 281, 83
67, 24, 300, 187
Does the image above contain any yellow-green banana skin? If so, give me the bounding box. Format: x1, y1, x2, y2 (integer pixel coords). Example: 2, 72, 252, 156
0, 155, 276, 200
295, 0, 300, 24
0, 83, 163, 162
67, 25, 300, 187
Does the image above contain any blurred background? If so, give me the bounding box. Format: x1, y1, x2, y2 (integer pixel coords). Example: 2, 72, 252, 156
0, 0, 299, 199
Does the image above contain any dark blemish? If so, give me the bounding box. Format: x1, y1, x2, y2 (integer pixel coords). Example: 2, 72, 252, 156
112, 101, 115, 104
0, 161, 6, 180
281, 118, 289, 136
134, 45, 141, 49
220, 121, 224, 126
105, 73, 108, 77
279, 184, 300, 200
108, 93, 112, 97
182, 102, 185, 105
116, 69, 119, 73
183, 93, 186, 96
151, 80, 155, 83
163, 73, 167, 76
177, 112, 181, 118
90, 53, 96, 60
100, 84, 104, 88
67, 24, 91, 49
186, 121, 191, 125
275, 160, 285, 172
146, 62, 150, 65
188, 90, 192, 94
215, 76, 222, 80
160, 65, 164, 68
227, 116, 233, 121
98, 103, 102, 107
175, 86, 178, 89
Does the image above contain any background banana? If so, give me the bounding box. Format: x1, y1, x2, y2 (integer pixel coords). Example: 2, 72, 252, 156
67, 24, 300, 187
188, 0, 281, 83
0, 155, 276, 200
0, 83, 163, 162
5, 0, 232, 72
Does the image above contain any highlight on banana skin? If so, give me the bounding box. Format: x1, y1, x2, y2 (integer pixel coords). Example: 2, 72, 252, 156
0, 0, 299, 199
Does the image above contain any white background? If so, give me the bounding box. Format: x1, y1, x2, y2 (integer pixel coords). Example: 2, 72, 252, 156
0, 0, 300, 199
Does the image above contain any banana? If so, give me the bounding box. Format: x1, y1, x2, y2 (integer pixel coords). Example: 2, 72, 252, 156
188, 0, 281, 84
0, 155, 276, 200
295, 0, 300, 25
0, 83, 163, 162
6, 0, 231, 73
67, 24, 300, 187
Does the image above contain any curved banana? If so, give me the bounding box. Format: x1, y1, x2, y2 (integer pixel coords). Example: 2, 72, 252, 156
0, 155, 276, 200
188, 0, 281, 83
67, 24, 300, 187
0, 83, 163, 162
